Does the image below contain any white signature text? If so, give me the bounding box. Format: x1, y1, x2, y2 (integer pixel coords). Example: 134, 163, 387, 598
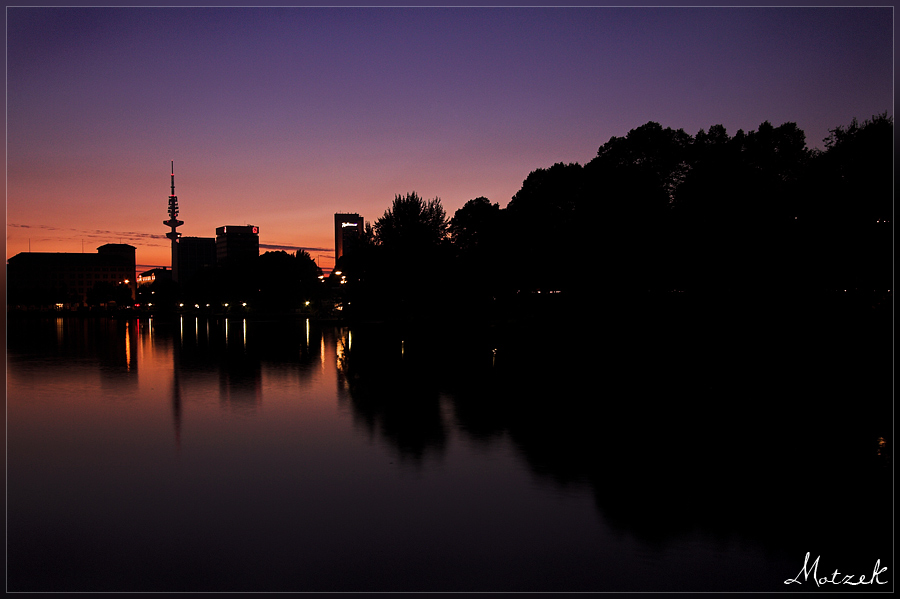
784, 552, 888, 586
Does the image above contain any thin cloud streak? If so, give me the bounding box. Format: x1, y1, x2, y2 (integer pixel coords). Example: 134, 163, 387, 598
9, 223, 170, 248
10, 224, 331, 255
259, 243, 332, 254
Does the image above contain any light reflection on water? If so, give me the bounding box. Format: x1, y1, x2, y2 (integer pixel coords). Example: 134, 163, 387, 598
6, 315, 892, 592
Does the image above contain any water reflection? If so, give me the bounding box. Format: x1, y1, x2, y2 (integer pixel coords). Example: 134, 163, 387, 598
331, 317, 892, 564
172, 362, 183, 449
336, 326, 449, 464
6, 312, 893, 592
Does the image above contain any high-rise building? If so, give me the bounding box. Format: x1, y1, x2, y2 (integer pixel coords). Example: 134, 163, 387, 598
334, 213, 364, 263
216, 225, 259, 267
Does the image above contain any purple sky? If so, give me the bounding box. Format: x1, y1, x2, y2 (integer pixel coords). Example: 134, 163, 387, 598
6, 6, 893, 271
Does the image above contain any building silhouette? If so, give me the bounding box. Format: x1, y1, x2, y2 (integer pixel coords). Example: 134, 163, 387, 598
161, 163, 260, 282
216, 225, 259, 267
178, 236, 216, 284
7, 243, 136, 308
137, 267, 171, 286
334, 213, 364, 263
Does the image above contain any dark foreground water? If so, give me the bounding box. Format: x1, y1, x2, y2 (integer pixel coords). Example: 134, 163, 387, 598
7, 300, 893, 592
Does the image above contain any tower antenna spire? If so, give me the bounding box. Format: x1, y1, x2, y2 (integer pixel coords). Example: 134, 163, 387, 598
164, 160, 184, 282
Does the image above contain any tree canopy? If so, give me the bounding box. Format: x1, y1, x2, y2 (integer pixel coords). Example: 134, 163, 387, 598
374, 192, 449, 252
119, 113, 892, 319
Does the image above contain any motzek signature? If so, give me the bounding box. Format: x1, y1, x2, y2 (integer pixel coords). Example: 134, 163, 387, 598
785, 552, 888, 586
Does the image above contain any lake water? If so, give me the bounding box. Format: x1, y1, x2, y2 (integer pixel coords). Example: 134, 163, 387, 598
7, 309, 893, 592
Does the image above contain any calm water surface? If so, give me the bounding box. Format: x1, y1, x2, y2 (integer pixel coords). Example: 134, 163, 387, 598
7, 313, 892, 592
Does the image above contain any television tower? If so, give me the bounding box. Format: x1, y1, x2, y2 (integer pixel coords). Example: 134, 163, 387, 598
163, 160, 184, 282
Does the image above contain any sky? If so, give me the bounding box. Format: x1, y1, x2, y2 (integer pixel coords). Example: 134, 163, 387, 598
6, 5, 894, 271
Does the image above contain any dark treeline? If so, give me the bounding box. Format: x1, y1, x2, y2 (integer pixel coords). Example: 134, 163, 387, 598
16, 114, 888, 321
335, 113, 892, 323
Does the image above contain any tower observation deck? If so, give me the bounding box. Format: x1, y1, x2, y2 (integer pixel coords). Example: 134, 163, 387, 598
163, 160, 184, 282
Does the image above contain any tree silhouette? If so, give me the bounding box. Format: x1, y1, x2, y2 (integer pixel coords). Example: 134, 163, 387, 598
820, 112, 893, 223
449, 196, 501, 257
311, 114, 891, 324
356, 193, 453, 321
447, 197, 507, 315
669, 120, 813, 294
255, 250, 321, 312
587, 122, 692, 212
374, 192, 449, 252
581, 124, 692, 293
506, 163, 585, 293
806, 112, 893, 290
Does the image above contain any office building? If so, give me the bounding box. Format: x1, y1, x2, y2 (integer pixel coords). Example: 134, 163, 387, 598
7, 243, 136, 308
216, 225, 259, 267
334, 213, 364, 263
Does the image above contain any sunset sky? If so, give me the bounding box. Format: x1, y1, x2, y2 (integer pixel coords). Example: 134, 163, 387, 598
6, 5, 893, 271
